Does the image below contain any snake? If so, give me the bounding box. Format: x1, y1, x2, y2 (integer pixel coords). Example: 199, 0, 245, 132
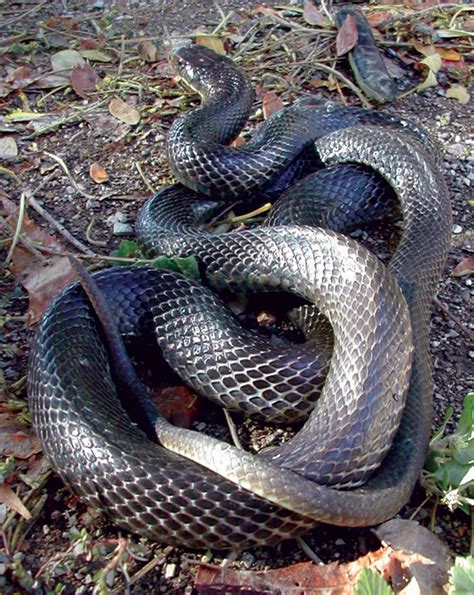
28, 45, 452, 549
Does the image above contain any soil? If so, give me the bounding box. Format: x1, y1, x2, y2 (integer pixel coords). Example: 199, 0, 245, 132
0, 1, 472, 593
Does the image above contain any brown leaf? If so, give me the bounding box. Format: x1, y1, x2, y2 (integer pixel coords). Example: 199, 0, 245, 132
336, 13, 359, 57
89, 162, 109, 184
0, 484, 31, 520
252, 5, 280, 16
195, 549, 390, 594
435, 47, 462, 61
262, 91, 284, 120
303, 2, 326, 26
0, 413, 42, 460
452, 254, 474, 276
230, 134, 246, 148
195, 35, 226, 55
376, 519, 452, 594
366, 11, 392, 27
195, 520, 452, 594
138, 40, 159, 63
109, 97, 141, 125
1, 196, 76, 324
151, 386, 203, 428
71, 64, 97, 98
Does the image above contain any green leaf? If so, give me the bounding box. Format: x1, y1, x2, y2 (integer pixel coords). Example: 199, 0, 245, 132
449, 556, 474, 594
150, 255, 200, 280
110, 239, 142, 265
458, 393, 474, 437
430, 405, 454, 446
354, 568, 394, 595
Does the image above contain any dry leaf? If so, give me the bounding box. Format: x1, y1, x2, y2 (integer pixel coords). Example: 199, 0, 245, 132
446, 84, 470, 105
138, 40, 159, 62
79, 49, 112, 62
89, 162, 109, 184
436, 47, 462, 61
336, 13, 359, 57
452, 255, 474, 276
230, 135, 246, 148
1, 196, 77, 324
417, 68, 438, 91
109, 97, 141, 125
413, 42, 437, 57
50, 49, 85, 75
151, 386, 203, 428
195, 35, 226, 55
195, 520, 452, 594
262, 91, 284, 119
0, 413, 42, 459
252, 5, 280, 16
303, 2, 326, 26
376, 519, 452, 593
71, 64, 97, 98
0, 484, 32, 520
366, 11, 392, 27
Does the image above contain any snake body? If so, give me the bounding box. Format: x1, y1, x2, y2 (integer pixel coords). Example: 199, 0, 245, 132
28, 46, 452, 548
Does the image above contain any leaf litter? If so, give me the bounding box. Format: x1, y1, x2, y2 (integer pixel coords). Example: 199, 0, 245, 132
0, 0, 472, 592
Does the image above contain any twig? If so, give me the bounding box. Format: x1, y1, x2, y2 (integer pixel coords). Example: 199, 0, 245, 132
86, 217, 108, 247
117, 34, 126, 79
223, 410, 243, 450
27, 195, 96, 255
5, 192, 26, 265
134, 161, 156, 194
110, 547, 173, 594
296, 536, 323, 564
23, 99, 108, 140
320, 0, 334, 26
43, 151, 96, 200
3, 0, 49, 26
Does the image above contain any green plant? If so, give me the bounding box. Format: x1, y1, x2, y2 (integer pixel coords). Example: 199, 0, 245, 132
423, 392, 474, 553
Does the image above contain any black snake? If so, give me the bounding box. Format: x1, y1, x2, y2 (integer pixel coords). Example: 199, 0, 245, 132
28, 45, 452, 549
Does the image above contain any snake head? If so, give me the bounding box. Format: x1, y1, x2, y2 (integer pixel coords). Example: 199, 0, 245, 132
170, 44, 233, 96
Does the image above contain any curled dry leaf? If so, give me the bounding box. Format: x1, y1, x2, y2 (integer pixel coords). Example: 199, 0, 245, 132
452, 254, 474, 276
109, 97, 141, 125
1, 196, 76, 324
336, 13, 359, 57
303, 2, 326, 26
0, 484, 32, 520
89, 162, 109, 184
262, 91, 284, 120
71, 64, 97, 98
138, 40, 159, 62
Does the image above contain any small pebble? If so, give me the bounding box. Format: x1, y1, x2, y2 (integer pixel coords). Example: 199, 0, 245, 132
113, 221, 133, 236
164, 563, 176, 579
335, 538, 345, 546
452, 224, 462, 234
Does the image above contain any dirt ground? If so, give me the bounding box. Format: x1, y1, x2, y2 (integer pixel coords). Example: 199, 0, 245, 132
1, 0, 473, 593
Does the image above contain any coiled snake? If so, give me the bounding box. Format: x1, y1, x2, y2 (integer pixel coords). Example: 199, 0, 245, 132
28, 46, 452, 549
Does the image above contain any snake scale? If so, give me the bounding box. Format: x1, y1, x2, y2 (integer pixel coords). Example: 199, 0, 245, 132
28, 45, 452, 549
